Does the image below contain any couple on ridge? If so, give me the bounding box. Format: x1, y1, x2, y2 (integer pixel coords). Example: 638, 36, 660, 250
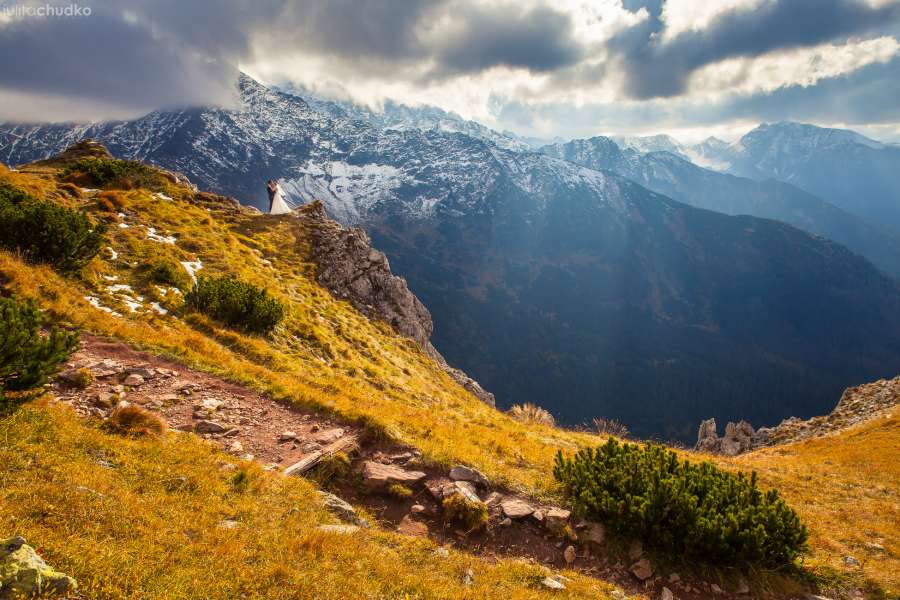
266, 179, 292, 215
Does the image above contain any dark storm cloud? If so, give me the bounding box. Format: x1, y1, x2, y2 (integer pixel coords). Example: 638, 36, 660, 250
613, 0, 900, 99
430, 5, 583, 75
0, 9, 239, 115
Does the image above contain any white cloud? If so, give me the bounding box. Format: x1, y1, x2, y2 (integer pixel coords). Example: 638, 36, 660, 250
660, 0, 770, 42
687, 36, 900, 97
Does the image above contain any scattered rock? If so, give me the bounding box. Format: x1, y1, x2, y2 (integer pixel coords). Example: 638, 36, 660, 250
434, 547, 450, 558
449, 465, 489, 487
316, 524, 359, 535
735, 578, 750, 594
463, 568, 475, 586
361, 461, 426, 490
500, 498, 534, 519
410, 504, 426, 514
660, 586, 674, 600
668, 572, 680, 583
631, 557, 653, 580
563, 545, 576, 565
227, 441, 244, 453
583, 522, 605, 545
499, 517, 512, 527
123, 373, 145, 386
93, 392, 116, 409
318, 491, 367, 527
313, 428, 345, 444
278, 431, 298, 442
484, 492, 503, 506
541, 576, 566, 590
711, 583, 723, 594
194, 420, 227, 434
449, 480, 481, 504
0, 536, 77, 599
627, 540, 643, 561
844, 556, 861, 567
128, 367, 155, 379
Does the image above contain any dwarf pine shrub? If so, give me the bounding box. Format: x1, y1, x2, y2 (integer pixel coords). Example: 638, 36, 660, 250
553, 438, 808, 567
0, 296, 79, 412
61, 157, 165, 190
185, 274, 284, 334
0, 183, 107, 273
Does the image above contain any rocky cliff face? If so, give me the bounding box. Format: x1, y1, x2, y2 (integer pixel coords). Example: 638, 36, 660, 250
297, 201, 495, 406
696, 376, 900, 454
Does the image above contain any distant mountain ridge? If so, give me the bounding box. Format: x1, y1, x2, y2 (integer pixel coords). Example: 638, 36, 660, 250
2, 76, 900, 441
539, 136, 900, 278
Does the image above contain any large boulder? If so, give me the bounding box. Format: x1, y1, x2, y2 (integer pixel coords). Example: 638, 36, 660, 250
695, 417, 721, 452
0, 536, 77, 599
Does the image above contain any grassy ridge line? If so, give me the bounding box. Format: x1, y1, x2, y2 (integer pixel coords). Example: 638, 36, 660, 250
0, 402, 613, 599
0, 164, 601, 498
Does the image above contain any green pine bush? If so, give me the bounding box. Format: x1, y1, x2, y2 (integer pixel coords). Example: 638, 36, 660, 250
553, 438, 808, 567
61, 157, 166, 190
185, 274, 284, 334
1, 296, 79, 412
144, 259, 191, 290
0, 183, 107, 273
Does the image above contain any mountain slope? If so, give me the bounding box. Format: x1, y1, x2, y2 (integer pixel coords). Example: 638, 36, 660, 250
540, 136, 900, 278
2, 78, 900, 441
1, 152, 897, 599
706, 122, 900, 233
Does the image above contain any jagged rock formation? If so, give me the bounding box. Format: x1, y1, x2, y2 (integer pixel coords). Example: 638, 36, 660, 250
298, 201, 495, 406
697, 376, 899, 454
695, 418, 760, 456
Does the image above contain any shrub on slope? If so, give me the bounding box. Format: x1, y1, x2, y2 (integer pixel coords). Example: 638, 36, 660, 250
554, 438, 808, 567
185, 274, 284, 334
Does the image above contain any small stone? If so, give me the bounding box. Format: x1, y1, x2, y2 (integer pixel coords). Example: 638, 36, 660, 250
434, 547, 450, 558
563, 545, 576, 565
631, 557, 653, 580
313, 427, 345, 444
500, 498, 534, 519
301, 441, 321, 452
844, 556, 861, 567
484, 492, 503, 506
628, 540, 643, 560
541, 576, 566, 590
500, 517, 512, 526
227, 441, 244, 453
711, 583, 723, 594
123, 374, 144, 386
194, 420, 226, 434
410, 504, 426, 514
316, 524, 359, 535
584, 522, 605, 545
448, 480, 481, 504
128, 367, 155, 379
361, 461, 426, 489
93, 392, 116, 409
449, 465, 490, 487
218, 519, 240, 530
660, 586, 674, 600
545, 507, 571, 522
668, 572, 680, 583
318, 491, 366, 526
531, 509, 545, 523
223, 428, 241, 437
736, 578, 750, 594
463, 568, 475, 586
278, 431, 298, 442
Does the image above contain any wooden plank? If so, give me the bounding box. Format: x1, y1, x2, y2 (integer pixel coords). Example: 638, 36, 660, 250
283, 435, 358, 477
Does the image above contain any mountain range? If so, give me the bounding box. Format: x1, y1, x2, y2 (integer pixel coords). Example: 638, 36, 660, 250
2, 75, 899, 440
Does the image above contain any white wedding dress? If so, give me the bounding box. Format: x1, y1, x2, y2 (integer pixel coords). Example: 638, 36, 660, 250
269, 183, 292, 215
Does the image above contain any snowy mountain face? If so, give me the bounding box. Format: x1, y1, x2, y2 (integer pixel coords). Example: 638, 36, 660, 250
280, 85, 533, 152
612, 134, 692, 161
701, 122, 900, 233
541, 136, 900, 278
3, 77, 900, 440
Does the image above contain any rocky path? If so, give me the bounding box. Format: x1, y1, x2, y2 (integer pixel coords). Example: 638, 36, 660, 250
53, 334, 795, 600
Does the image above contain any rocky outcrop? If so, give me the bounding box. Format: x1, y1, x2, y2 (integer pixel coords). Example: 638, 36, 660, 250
694, 418, 759, 455
696, 376, 900, 454
0, 536, 77, 599
298, 201, 495, 406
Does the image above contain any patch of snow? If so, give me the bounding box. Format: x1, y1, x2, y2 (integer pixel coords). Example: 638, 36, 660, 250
150, 302, 168, 315
106, 246, 118, 260
181, 260, 203, 283
80, 188, 99, 194
101, 274, 119, 281
84, 295, 122, 317
146, 227, 177, 244
118, 222, 129, 229
153, 192, 173, 201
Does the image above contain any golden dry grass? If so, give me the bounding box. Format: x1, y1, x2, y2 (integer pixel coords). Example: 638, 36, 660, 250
0, 402, 615, 600
720, 414, 900, 598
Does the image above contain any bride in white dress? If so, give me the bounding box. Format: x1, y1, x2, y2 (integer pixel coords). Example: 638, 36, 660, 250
266, 179, 292, 215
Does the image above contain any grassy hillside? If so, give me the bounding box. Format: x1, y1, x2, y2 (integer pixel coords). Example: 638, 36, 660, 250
0, 154, 897, 598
